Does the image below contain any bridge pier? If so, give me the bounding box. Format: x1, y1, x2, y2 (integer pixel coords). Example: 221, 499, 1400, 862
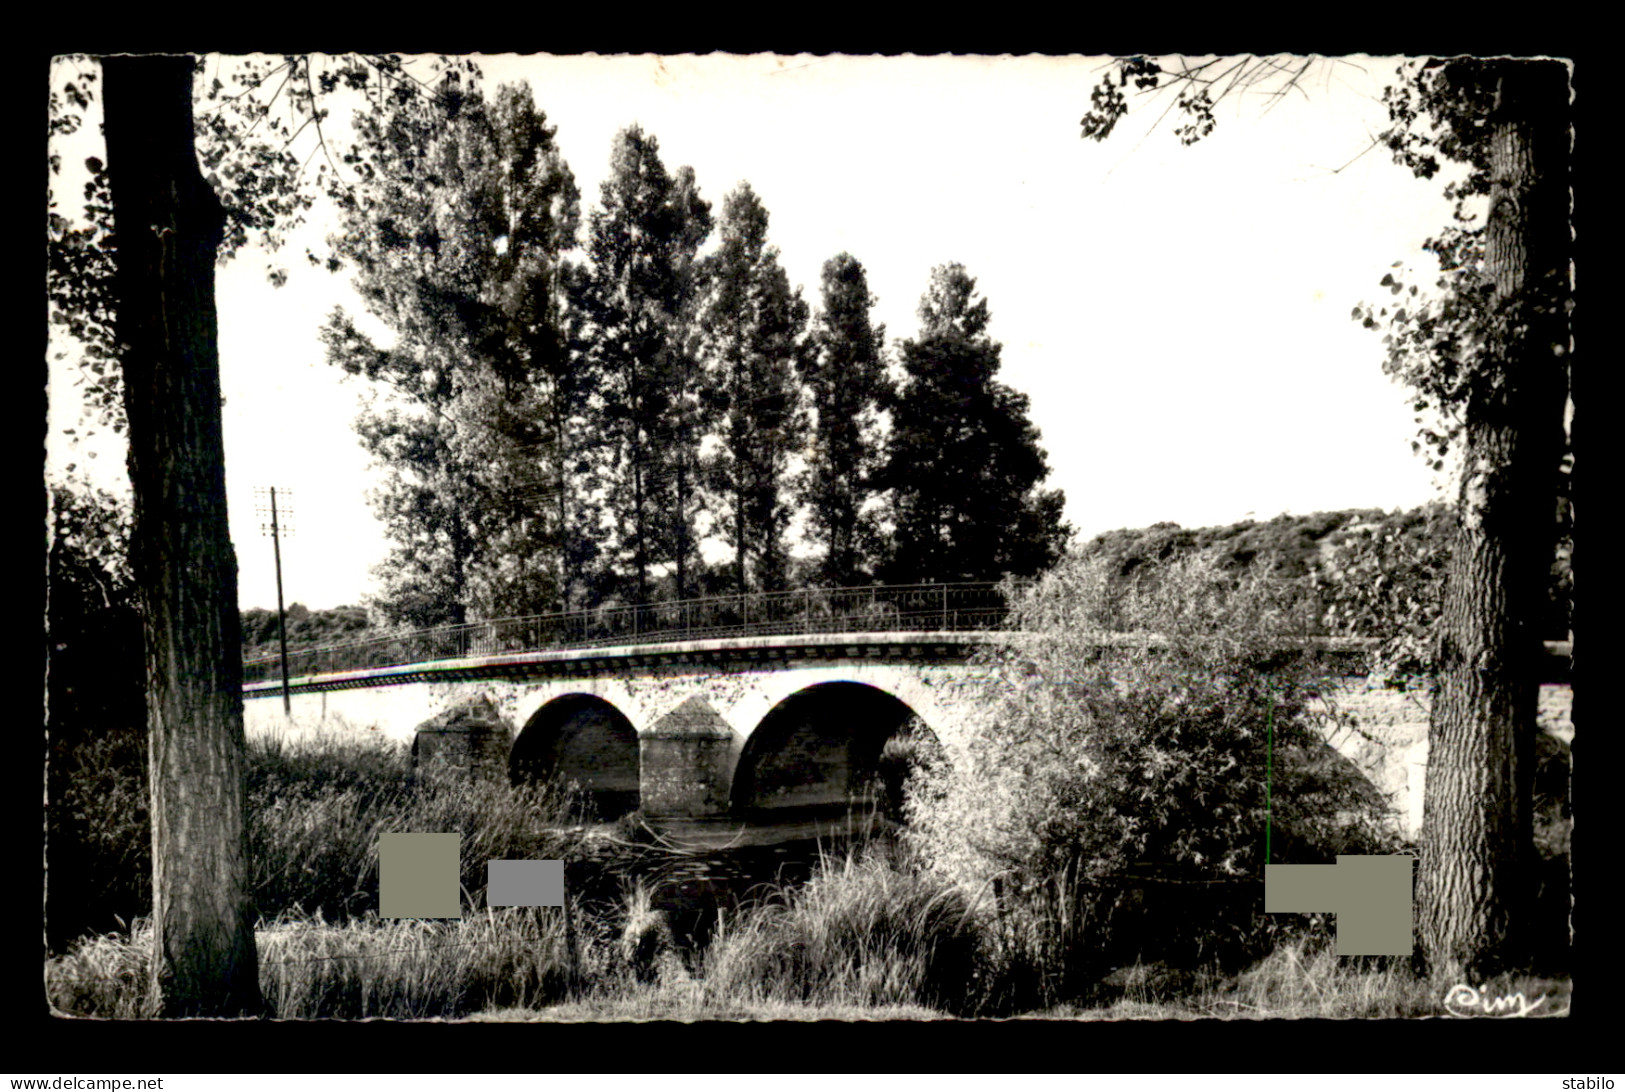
639, 695, 738, 818
411, 696, 512, 783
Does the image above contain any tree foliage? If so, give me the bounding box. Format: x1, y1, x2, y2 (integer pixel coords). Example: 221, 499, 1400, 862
321, 75, 582, 626
573, 125, 713, 603
1076, 505, 1464, 681
47, 69, 122, 440
195, 55, 483, 272
1351, 59, 1568, 479
880, 263, 1070, 584
799, 252, 893, 586
695, 183, 809, 594
1352, 62, 1574, 682
45, 55, 443, 455
240, 603, 372, 660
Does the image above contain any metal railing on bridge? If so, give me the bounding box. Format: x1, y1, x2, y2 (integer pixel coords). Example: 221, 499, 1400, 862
242, 582, 1025, 685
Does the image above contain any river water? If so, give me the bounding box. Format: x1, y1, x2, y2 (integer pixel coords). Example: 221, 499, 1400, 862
562, 809, 896, 951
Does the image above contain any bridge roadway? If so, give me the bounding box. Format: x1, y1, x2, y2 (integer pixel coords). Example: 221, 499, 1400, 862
243, 627, 1572, 844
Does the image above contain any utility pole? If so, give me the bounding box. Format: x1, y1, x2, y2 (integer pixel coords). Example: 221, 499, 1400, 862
254, 486, 294, 717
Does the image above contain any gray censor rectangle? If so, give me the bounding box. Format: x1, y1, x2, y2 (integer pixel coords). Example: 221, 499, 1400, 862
379, 832, 462, 919
1264, 862, 1343, 913
487, 859, 565, 907
1333, 854, 1413, 956
1266, 854, 1414, 956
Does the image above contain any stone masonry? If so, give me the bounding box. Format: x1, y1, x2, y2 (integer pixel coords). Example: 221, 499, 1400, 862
411, 695, 513, 783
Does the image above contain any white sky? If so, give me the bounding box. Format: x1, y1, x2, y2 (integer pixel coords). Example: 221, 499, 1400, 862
47, 54, 1465, 612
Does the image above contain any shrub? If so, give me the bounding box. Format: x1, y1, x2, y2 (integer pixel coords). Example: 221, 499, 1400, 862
906, 551, 1399, 1008
45, 477, 149, 952
873, 716, 946, 822
46, 714, 150, 953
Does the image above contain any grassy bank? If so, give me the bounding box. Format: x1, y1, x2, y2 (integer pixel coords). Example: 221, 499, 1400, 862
45, 837, 1571, 1022
46, 722, 1571, 1022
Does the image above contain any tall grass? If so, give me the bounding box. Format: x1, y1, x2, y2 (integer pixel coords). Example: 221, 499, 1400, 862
1188, 927, 1568, 1020
702, 840, 984, 1015
44, 920, 154, 1019
616, 879, 681, 985
46, 839, 1570, 1021
47, 905, 589, 1020
248, 730, 583, 922
1197, 933, 1435, 1019
257, 907, 581, 1019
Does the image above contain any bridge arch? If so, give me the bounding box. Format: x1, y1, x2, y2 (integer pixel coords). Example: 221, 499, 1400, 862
730, 681, 936, 819
510, 693, 640, 818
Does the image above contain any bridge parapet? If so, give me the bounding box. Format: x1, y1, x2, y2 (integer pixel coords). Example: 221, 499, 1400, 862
244, 630, 1012, 697
243, 582, 1023, 685
245, 629, 1570, 700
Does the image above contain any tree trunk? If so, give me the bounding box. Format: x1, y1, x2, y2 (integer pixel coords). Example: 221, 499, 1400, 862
673, 351, 695, 604
102, 54, 262, 1017
555, 410, 570, 612
1415, 60, 1570, 981
736, 483, 748, 596
632, 442, 648, 604
675, 440, 690, 602
448, 487, 472, 626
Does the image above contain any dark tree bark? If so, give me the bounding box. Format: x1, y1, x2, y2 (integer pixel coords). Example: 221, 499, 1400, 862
101, 54, 262, 1017
1415, 60, 1570, 980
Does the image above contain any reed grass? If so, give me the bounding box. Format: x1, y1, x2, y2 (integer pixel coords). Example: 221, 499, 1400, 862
701, 841, 983, 1015
47, 905, 588, 1020
248, 730, 581, 922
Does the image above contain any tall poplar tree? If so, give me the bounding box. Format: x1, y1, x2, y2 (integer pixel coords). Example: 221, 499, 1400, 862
696, 183, 809, 594
322, 77, 581, 626
880, 264, 1070, 585
575, 125, 712, 603
800, 252, 893, 586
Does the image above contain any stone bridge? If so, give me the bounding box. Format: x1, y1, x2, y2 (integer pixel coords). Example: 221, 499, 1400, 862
243, 628, 1574, 843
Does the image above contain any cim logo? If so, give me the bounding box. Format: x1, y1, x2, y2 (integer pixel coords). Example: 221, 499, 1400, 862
1443, 983, 1550, 1018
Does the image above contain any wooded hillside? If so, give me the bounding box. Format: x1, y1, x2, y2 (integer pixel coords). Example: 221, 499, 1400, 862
1077, 501, 1571, 678
240, 603, 371, 662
